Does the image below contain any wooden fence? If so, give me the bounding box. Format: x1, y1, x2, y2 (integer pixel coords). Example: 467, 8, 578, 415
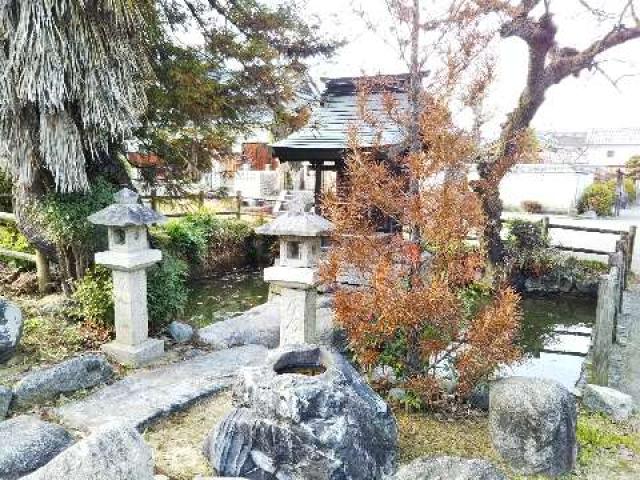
541, 216, 636, 288
0, 212, 51, 293
141, 191, 275, 219
535, 216, 635, 387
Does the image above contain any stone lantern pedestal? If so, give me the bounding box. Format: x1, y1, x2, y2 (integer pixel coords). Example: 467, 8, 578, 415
256, 197, 332, 345
88, 188, 166, 367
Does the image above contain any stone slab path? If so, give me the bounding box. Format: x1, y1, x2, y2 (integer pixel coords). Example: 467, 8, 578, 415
610, 286, 640, 408
56, 344, 267, 433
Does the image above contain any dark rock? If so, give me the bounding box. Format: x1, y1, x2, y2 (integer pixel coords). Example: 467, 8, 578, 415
468, 383, 490, 411
0, 416, 74, 479
21, 423, 154, 480
489, 377, 577, 477
0, 386, 12, 419
394, 456, 507, 480
0, 300, 23, 364
582, 384, 633, 421
167, 321, 194, 343
575, 277, 599, 296
13, 355, 113, 408
204, 345, 397, 480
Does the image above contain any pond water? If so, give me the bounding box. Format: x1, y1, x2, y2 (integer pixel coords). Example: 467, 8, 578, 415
185, 272, 595, 389
507, 295, 596, 390
185, 270, 269, 328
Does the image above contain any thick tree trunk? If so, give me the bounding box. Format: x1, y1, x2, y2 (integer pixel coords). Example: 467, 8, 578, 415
477, 63, 547, 264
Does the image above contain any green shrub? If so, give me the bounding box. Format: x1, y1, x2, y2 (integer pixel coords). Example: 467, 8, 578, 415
0, 223, 34, 269
577, 181, 615, 217
153, 210, 254, 264
147, 255, 189, 330
624, 177, 636, 203
38, 178, 116, 249
506, 219, 549, 251
72, 255, 189, 331
72, 265, 114, 327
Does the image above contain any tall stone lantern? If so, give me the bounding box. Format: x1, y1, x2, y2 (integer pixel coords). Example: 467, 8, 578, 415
256, 197, 332, 345
88, 188, 166, 366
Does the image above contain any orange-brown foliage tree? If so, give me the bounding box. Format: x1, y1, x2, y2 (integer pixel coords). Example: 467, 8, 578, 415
321, 2, 522, 405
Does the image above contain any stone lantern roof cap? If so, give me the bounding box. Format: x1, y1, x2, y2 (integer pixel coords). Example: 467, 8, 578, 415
88, 188, 166, 227
256, 196, 333, 237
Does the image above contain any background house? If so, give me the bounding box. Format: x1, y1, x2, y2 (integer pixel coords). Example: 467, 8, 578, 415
539, 128, 640, 168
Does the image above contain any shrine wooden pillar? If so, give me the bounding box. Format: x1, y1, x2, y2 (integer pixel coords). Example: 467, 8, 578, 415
313, 161, 323, 214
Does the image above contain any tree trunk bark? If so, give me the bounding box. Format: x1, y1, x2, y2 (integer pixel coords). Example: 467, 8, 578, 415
476, 81, 546, 264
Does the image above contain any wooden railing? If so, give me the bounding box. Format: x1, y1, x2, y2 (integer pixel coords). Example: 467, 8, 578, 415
140, 191, 275, 220
540, 216, 636, 288
0, 212, 51, 293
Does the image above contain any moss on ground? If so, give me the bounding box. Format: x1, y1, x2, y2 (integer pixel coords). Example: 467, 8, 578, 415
397, 408, 640, 479
144, 391, 233, 480
0, 294, 88, 385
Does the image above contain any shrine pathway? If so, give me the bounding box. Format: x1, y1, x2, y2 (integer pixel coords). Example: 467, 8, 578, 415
55, 344, 267, 433
610, 285, 640, 408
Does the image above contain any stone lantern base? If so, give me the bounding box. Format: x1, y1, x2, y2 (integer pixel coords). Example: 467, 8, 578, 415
102, 338, 164, 367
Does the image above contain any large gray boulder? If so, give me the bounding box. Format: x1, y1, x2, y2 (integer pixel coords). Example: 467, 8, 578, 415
13, 355, 113, 408
0, 300, 23, 364
489, 377, 577, 477
21, 423, 154, 480
204, 345, 397, 480
197, 302, 280, 349
582, 384, 633, 421
0, 416, 74, 479
394, 456, 507, 480
0, 386, 11, 419
168, 321, 194, 343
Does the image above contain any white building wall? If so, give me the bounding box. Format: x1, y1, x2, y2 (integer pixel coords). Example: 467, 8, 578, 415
579, 145, 640, 167
472, 164, 595, 213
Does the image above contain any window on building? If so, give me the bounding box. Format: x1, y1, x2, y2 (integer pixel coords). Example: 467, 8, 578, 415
607, 150, 615, 158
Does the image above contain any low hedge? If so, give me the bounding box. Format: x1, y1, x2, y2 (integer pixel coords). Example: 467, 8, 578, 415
578, 179, 637, 217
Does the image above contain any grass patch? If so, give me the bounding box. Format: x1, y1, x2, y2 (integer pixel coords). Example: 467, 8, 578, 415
396, 409, 640, 480
577, 413, 640, 465
144, 391, 234, 480
0, 294, 109, 386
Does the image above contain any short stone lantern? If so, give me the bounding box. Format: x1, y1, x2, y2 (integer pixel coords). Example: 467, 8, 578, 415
88, 188, 166, 366
256, 197, 332, 345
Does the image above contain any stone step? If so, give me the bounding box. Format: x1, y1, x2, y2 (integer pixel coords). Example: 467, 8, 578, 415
55, 345, 268, 433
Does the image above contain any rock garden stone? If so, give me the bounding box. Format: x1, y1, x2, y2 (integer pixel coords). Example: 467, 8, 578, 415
197, 302, 280, 349
394, 456, 507, 480
168, 321, 194, 343
0, 300, 23, 364
582, 384, 633, 421
12, 355, 113, 408
0, 386, 12, 419
489, 377, 577, 477
371, 364, 397, 384
0, 415, 74, 479
197, 301, 335, 350
204, 344, 398, 480
21, 423, 154, 480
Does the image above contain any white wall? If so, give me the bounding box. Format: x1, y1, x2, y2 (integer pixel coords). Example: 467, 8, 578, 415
495, 164, 594, 213
233, 169, 278, 199
579, 145, 640, 167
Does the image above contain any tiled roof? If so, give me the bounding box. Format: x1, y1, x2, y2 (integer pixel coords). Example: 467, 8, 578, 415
271, 75, 409, 157
539, 128, 640, 148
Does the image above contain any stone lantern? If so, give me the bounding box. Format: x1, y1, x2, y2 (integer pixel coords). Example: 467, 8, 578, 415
256, 197, 332, 345
88, 188, 166, 366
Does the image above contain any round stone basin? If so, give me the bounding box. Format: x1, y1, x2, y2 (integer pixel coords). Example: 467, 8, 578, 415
272, 346, 329, 377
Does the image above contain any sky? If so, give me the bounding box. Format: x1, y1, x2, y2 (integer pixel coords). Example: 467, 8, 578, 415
299, 0, 640, 137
